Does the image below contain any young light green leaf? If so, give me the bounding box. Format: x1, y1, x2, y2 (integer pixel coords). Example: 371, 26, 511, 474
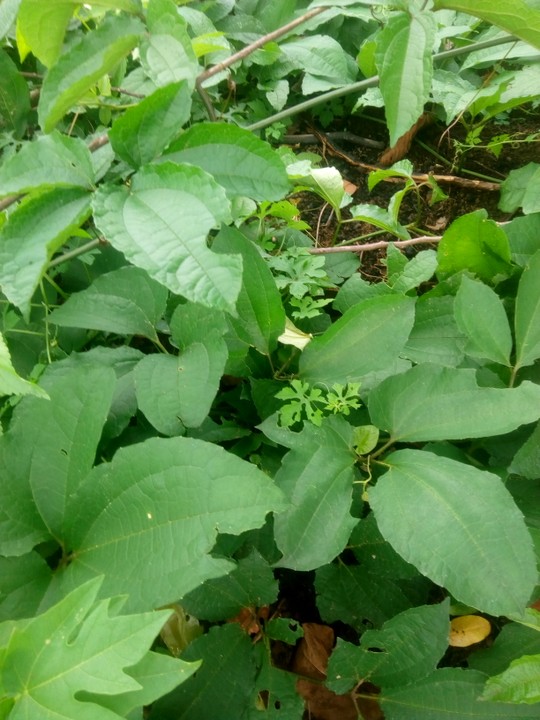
1, 577, 191, 720
109, 81, 192, 168
49, 266, 168, 343
299, 294, 415, 385
293, 166, 345, 212
0, 132, 95, 195
514, 249, 540, 371
57, 436, 286, 611
163, 123, 290, 201
0, 187, 92, 318
382, 668, 538, 719
454, 275, 512, 365
375, 10, 436, 146
213, 226, 286, 354
402, 296, 466, 367
0, 0, 20, 41
0, 50, 29, 137
38, 15, 144, 132
349, 202, 410, 239
368, 364, 540, 442
272, 416, 358, 571
482, 654, 540, 704
0, 332, 48, 399
370, 449, 537, 616
92, 163, 240, 313
437, 210, 513, 282
134, 335, 228, 433
17, 0, 74, 67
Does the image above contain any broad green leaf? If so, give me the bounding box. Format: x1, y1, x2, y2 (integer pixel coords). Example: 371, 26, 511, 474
326, 601, 450, 693
504, 214, 540, 267
0, 187, 92, 318
247, 643, 305, 719
483, 654, 540, 704
92, 163, 240, 313
0, 132, 94, 195
402, 296, 466, 367
2, 577, 191, 720
437, 210, 513, 282
49, 266, 168, 343
510, 422, 540, 480
38, 15, 144, 132
109, 81, 192, 168
169, 300, 229, 349
272, 417, 358, 571
0, 50, 29, 137
375, 10, 436, 146
164, 123, 290, 201
0, 552, 51, 622
56, 436, 285, 611
0, 332, 48, 399
299, 294, 415, 385
370, 449, 537, 616
390, 250, 438, 293
0, 0, 20, 41
349, 202, 410, 240
514, 249, 540, 370
368, 364, 540, 442
280, 34, 357, 94
454, 275, 512, 365
149, 624, 257, 720
16, 0, 73, 67
470, 623, 540, 675
381, 668, 539, 719
134, 335, 228, 433
293, 166, 345, 212
213, 226, 286, 354
433, 0, 540, 50
181, 551, 278, 621
499, 163, 540, 214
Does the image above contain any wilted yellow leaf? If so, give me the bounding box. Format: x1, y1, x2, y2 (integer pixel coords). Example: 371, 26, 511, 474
278, 317, 312, 350
449, 615, 491, 647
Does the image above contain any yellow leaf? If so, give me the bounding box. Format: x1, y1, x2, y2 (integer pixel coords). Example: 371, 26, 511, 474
278, 317, 312, 350
449, 615, 491, 647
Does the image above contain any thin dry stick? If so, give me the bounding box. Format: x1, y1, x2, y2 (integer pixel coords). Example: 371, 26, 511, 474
308, 236, 443, 255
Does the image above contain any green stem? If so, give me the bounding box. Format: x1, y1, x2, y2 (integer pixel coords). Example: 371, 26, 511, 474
48, 238, 106, 269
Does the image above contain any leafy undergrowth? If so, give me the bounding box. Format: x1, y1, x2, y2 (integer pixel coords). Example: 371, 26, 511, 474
2, 1, 540, 719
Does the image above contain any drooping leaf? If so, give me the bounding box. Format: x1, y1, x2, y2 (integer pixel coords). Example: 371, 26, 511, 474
270, 416, 358, 571
109, 81, 192, 168
375, 10, 437, 146
0, 49, 29, 137
326, 601, 450, 693
54, 436, 286, 611
454, 275, 513, 365
370, 449, 537, 616
92, 163, 240, 313
163, 123, 290, 201
1, 577, 195, 720
299, 294, 416, 385
514, 249, 540, 371
0, 131, 95, 195
0, 332, 48, 399
49, 266, 168, 342
368, 364, 540, 442
0, 187, 92, 318
436, 210, 513, 282
213, 226, 286, 354
38, 15, 144, 132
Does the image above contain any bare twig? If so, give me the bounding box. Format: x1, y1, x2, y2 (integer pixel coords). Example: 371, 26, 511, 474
0, 194, 23, 211
308, 236, 442, 255
110, 86, 145, 98
87, 134, 110, 152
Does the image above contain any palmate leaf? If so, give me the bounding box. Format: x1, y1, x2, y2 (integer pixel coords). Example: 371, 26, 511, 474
370, 449, 537, 616
92, 162, 241, 313
1, 577, 197, 720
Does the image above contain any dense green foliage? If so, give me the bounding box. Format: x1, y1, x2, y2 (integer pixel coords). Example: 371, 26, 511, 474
1, 1, 540, 718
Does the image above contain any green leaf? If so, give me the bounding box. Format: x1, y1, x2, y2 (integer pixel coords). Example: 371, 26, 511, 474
370, 449, 537, 616
402, 296, 466, 367
381, 667, 539, 719
470, 622, 540, 676
271, 416, 358, 571
0, 552, 52, 621
169, 300, 228, 349
2, 577, 192, 720
213, 226, 285, 354
483, 654, 540, 704
437, 210, 513, 282
390, 250, 438, 294
0, 187, 92, 318
504, 214, 540, 267
510, 422, 540, 480
368, 364, 540, 442
281, 34, 357, 94
49, 266, 168, 342
375, 10, 436, 146
92, 163, 240, 313
499, 163, 540, 214
38, 15, 144, 132
514, 249, 540, 371
0, 332, 48, 399
134, 335, 228, 433
0, 0, 21, 41
0, 49, 29, 137
326, 601, 450, 693
109, 81, 192, 168
181, 551, 278, 622
349, 202, 410, 240
17, 0, 74, 67
56, 436, 285, 611
299, 294, 415, 385
163, 123, 290, 201
454, 275, 512, 365
0, 132, 95, 195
